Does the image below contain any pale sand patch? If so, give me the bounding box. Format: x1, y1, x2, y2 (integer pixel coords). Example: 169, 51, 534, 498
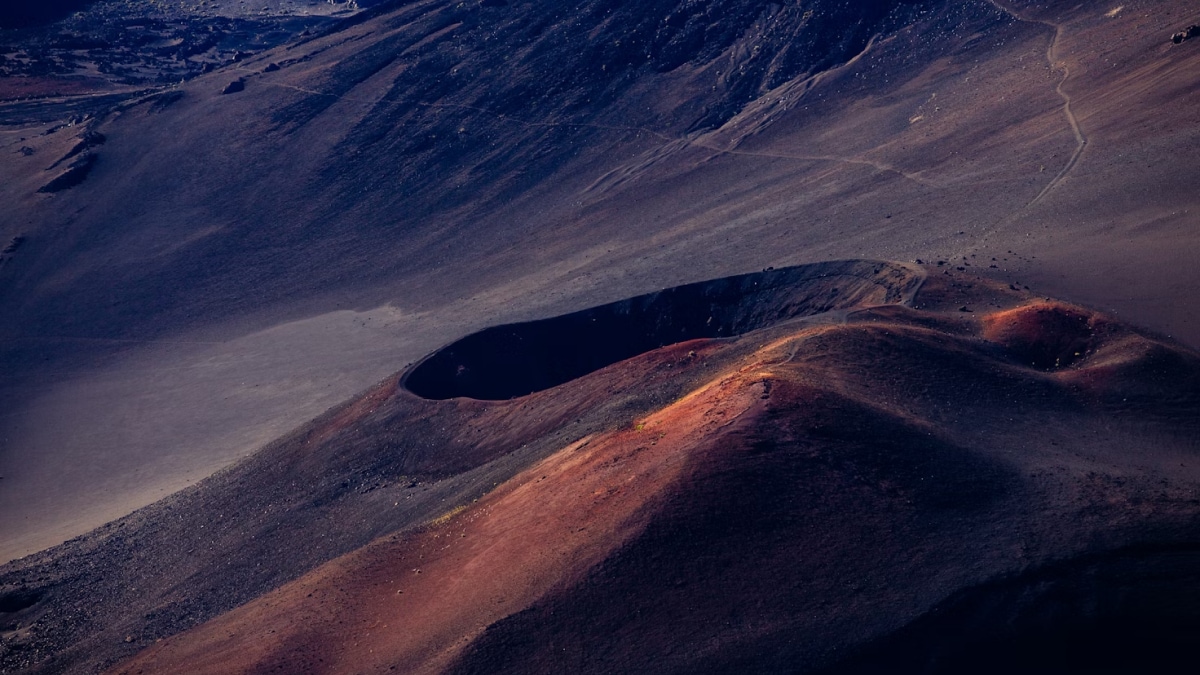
0, 304, 428, 563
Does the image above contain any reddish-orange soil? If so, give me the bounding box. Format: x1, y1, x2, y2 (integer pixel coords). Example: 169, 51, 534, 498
103, 266, 1200, 674
114, 351, 762, 674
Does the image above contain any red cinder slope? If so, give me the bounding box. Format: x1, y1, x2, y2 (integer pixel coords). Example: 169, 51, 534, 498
112, 270, 1200, 675
113, 342, 767, 674
0, 261, 918, 674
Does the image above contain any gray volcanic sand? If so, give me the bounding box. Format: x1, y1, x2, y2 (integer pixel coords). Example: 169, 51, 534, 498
0, 304, 427, 561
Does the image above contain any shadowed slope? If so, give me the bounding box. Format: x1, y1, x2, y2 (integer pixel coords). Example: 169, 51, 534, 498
815, 545, 1200, 675
98, 266, 1200, 675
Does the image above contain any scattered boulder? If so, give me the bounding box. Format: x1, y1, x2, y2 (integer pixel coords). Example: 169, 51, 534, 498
48, 130, 105, 170
222, 79, 245, 95
263, 62, 281, 73
1172, 25, 1200, 44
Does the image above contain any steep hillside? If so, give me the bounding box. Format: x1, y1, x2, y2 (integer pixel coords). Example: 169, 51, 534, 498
0, 261, 920, 672
83, 263, 1200, 675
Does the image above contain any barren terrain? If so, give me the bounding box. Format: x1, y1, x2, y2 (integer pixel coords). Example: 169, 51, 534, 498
5, 262, 1200, 673
2, 0, 1200, 672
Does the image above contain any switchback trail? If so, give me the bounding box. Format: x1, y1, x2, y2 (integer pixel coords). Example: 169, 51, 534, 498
988, 0, 1088, 207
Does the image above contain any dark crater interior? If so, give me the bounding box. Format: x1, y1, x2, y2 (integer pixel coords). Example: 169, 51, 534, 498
0, 589, 41, 614
822, 545, 1200, 675
403, 260, 918, 400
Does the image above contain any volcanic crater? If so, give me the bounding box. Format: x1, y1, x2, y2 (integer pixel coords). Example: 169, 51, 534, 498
403, 260, 922, 400
3, 0, 1200, 671
5, 261, 1198, 675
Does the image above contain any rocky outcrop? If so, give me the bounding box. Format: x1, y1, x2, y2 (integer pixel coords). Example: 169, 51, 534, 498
37, 152, 97, 193
46, 131, 105, 170
1172, 25, 1200, 44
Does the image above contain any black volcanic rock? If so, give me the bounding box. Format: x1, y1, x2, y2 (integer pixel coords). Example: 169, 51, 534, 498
2, 236, 24, 254
145, 90, 184, 113
47, 131, 104, 170
0, 5, 335, 92
1172, 25, 1200, 44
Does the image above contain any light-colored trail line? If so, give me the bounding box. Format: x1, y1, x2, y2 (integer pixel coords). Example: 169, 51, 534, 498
674, 34, 932, 185
988, 0, 1087, 207
237, 52, 932, 187
688, 140, 936, 186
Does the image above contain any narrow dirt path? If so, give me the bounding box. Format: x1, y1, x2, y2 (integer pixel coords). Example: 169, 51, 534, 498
250, 73, 933, 185
988, 0, 1087, 206
237, 33, 933, 189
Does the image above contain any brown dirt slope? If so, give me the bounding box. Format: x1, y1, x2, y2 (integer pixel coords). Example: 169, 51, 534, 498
105, 265, 1200, 675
